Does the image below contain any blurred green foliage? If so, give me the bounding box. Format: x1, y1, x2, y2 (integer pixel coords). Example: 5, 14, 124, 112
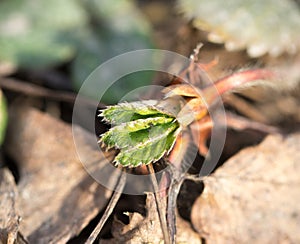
0, 90, 7, 145
72, 0, 154, 103
178, 0, 300, 57
0, 0, 154, 103
0, 0, 87, 68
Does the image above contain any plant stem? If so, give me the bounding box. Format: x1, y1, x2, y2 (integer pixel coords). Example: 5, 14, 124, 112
85, 170, 127, 244
165, 163, 187, 244
147, 164, 171, 244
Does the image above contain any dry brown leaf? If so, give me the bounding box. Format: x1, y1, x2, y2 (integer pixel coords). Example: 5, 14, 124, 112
101, 193, 201, 244
191, 132, 300, 243
0, 168, 27, 244
5, 104, 114, 243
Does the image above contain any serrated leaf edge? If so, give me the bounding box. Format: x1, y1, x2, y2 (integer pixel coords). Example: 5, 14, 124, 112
113, 122, 181, 167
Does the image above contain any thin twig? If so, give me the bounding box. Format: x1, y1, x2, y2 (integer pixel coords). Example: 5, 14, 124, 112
85, 170, 127, 244
147, 164, 170, 244
0, 77, 105, 108
222, 93, 269, 123
167, 181, 181, 243
225, 111, 280, 134
166, 164, 186, 244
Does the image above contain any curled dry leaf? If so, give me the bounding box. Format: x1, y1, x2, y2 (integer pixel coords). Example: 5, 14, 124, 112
101, 193, 201, 244
191, 132, 300, 243
5, 104, 114, 243
0, 168, 27, 244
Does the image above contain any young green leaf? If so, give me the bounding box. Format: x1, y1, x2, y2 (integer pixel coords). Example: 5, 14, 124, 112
100, 100, 164, 124
114, 122, 179, 167
101, 116, 174, 149
100, 100, 181, 167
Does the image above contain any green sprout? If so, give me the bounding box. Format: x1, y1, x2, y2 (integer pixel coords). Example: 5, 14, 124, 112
99, 42, 276, 169
99, 100, 181, 167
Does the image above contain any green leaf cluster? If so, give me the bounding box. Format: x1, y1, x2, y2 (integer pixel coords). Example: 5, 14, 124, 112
100, 101, 180, 167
